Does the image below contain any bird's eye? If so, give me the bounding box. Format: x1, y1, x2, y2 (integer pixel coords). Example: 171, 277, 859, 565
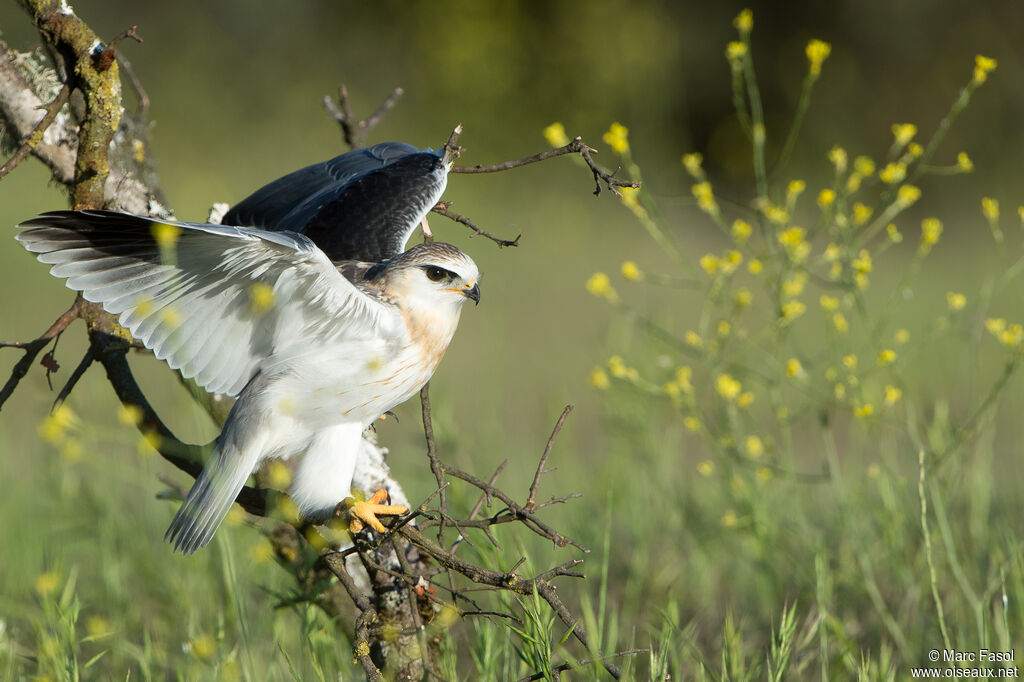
425, 266, 449, 282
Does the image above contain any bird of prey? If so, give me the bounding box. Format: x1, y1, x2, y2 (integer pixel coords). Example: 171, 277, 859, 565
17, 143, 480, 553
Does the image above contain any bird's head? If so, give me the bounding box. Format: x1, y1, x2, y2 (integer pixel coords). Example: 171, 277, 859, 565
369, 242, 480, 314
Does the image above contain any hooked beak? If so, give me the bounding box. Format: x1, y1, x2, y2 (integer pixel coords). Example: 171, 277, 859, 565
463, 282, 481, 305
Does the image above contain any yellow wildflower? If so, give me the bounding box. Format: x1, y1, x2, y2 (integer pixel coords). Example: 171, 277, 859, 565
846, 171, 863, 193
745, 435, 764, 459
682, 152, 704, 179
675, 366, 693, 393
585, 272, 618, 301
895, 328, 910, 344
717, 320, 731, 337
833, 312, 849, 334
756, 467, 773, 482
986, 318, 1007, 336
786, 179, 806, 201
35, 571, 60, 597
853, 156, 876, 177
602, 122, 629, 154
699, 253, 720, 276
189, 634, 216, 661
721, 249, 743, 274
117, 403, 143, 427
734, 8, 753, 32
843, 354, 858, 370
805, 39, 831, 76
908, 142, 924, 158
920, 218, 943, 249
267, 460, 292, 489
828, 146, 848, 174
854, 404, 874, 419
692, 181, 719, 215
721, 510, 738, 528
748, 259, 763, 275
716, 373, 742, 401
778, 225, 806, 250
780, 300, 806, 324
887, 223, 902, 243
731, 219, 752, 245
823, 243, 841, 261
782, 271, 807, 297
891, 123, 917, 147
620, 260, 643, 281
684, 416, 701, 432
956, 152, 973, 172
726, 41, 747, 64
834, 383, 846, 400
999, 323, 1023, 348
852, 249, 872, 274
685, 330, 703, 348
786, 357, 805, 379
947, 291, 966, 311
248, 541, 274, 565
895, 185, 921, 208
884, 385, 903, 406
38, 403, 77, 444
737, 392, 755, 408
697, 460, 715, 476
877, 349, 897, 366
819, 295, 839, 311
973, 54, 997, 84
762, 203, 789, 225
879, 162, 906, 185
607, 355, 628, 379
542, 122, 569, 148
248, 282, 276, 315
817, 188, 836, 207
982, 197, 1000, 221
589, 368, 609, 390
851, 202, 873, 226
734, 287, 752, 308
151, 221, 181, 250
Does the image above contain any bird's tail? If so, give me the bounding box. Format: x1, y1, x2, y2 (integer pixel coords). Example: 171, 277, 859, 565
165, 441, 255, 554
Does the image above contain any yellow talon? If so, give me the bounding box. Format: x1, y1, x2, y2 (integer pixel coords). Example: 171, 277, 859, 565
339, 489, 408, 533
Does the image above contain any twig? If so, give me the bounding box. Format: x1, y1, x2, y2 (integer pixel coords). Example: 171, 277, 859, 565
323, 84, 403, 150
431, 202, 521, 248
320, 551, 384, 681
0, 295, 83, 410
451, 136, 640, 197
51, 346, 93, 411
449, 459, 507, 553
440, 465, 588, 551
94, 25, 142, 71
0, 82, 69, 182
419, 383, 448, 544
117, 54, 149, 112
527, 405, 573, 511
363, 87, 404, 134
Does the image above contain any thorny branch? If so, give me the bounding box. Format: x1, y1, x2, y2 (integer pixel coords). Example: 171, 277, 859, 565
2, 27, 637, 676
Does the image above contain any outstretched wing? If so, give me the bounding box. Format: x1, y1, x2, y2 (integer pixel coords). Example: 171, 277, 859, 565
17, 210, 386, 396
221, 142, 448, 262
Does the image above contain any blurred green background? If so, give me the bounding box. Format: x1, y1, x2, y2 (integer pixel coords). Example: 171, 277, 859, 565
2, 1, 1024, 679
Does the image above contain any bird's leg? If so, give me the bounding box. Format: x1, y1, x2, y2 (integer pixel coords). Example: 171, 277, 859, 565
420, 216, 433, 239
337, 488, 408, 533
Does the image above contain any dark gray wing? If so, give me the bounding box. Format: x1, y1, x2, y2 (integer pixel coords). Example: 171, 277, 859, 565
221, 141, 448, 263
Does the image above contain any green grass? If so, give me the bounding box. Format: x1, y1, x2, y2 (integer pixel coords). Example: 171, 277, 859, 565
2, 10, 1023, 682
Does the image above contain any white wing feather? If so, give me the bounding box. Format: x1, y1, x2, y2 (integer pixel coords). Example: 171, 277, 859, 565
17, 210, 386, 396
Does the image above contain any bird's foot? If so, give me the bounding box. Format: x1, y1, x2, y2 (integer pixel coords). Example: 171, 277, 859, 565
337, 488, 408, 533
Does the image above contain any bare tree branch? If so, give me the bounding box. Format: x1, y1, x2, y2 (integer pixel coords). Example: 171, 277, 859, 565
528, 404, 573, 511
451, 136, 640, 197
